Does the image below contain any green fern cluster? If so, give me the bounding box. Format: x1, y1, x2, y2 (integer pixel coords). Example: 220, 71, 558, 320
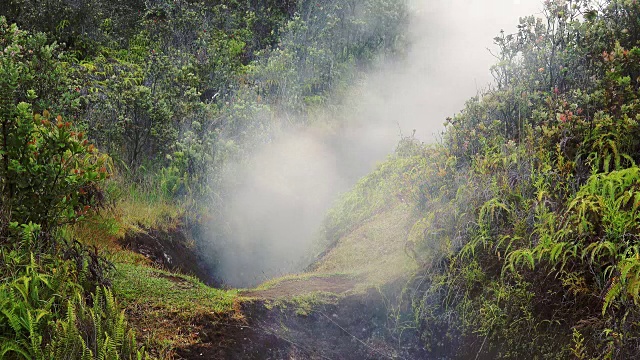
0, 252, 145, 360
0, 255, 55, 359
507, 166, 640, 314
47, 288, 144, 360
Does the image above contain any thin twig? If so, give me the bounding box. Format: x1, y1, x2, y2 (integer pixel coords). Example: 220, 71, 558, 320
319, 312, 403, 360
475, 332, 489, 360
476, 318, 496, 360
255, 321, 333, 360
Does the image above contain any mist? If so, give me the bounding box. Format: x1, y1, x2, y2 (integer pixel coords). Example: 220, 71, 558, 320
210, 0, 543, 288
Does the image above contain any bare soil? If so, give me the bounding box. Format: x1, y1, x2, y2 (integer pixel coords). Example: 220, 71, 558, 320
119, 226, 218, 286
173, 274, 429, 360
176, 289, 428, 360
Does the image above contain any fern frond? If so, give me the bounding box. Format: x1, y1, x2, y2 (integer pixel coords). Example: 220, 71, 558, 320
1, 340, 31, 359
603, 278, 622, 315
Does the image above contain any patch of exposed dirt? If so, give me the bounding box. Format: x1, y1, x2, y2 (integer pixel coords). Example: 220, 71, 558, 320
119, 227, 217, 286
175, 289, 428, 360
241, 275, 358, 299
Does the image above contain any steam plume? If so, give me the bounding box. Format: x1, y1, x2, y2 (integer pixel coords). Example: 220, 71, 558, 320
209, 0, 542, 287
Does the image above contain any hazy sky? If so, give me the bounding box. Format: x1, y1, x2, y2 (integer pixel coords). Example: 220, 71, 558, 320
384, 0, 544, 141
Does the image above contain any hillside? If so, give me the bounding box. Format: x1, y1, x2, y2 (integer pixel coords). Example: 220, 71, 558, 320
3, 0, 640, 359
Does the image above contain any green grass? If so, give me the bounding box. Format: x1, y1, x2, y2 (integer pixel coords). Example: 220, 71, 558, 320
112, 262, 237, 315
249, 272, 353, 292
266, 291, 342, 316
110, 261, 239, 357
314, 203, 418, 287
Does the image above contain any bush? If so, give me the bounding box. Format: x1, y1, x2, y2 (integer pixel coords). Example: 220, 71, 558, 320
0, 18, 144, 359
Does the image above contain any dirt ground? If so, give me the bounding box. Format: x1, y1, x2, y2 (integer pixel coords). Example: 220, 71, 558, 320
119, 226, 219, 286
177, 291, 427, 359
241, 275, 358, 299
173, 274, 429, 360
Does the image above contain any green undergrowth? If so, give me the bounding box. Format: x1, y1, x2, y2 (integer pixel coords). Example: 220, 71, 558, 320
401, 1, 640, 358
61, 175, 188, 252
105, 177, 188, 234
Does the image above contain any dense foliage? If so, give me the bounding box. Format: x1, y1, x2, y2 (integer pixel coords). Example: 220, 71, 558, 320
0, 13, 139, 360
403, 0, 640, 357
12, 0, 640, 357
1, 0, 407, 199
0, 0, 408, 357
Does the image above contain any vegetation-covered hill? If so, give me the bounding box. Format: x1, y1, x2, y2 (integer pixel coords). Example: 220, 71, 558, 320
3, 0, 640, 359
399, 1, 640, 357
252, 0, 640, 357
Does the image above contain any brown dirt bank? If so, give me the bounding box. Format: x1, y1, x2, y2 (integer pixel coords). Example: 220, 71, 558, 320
119, 226, 218, 286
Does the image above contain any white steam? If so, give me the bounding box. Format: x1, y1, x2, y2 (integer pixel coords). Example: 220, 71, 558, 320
211, 0, 542, 287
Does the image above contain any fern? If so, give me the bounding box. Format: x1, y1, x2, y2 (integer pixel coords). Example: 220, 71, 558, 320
582, 241, 618, 263
479, 198, 511, 232
46, 287, 144, 360
501, 167, 640, 316
549, 241, 568, 264
0, 256, 144, 359
1, 341, 32, 359
603, 278, 622, 315
505, 249, 535, 273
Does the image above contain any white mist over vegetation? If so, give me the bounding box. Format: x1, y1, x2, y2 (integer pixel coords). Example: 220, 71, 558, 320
210, 0, 543, 287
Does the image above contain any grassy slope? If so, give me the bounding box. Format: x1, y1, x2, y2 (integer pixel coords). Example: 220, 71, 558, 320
241, 203, 418, 307
68, 181, 239, 357
112, 263, 238, 354
312, 203, 417, 287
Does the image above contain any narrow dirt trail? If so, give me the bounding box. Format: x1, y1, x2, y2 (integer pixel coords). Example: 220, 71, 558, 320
240, 275, 358, 300
175, 272, 430, 360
